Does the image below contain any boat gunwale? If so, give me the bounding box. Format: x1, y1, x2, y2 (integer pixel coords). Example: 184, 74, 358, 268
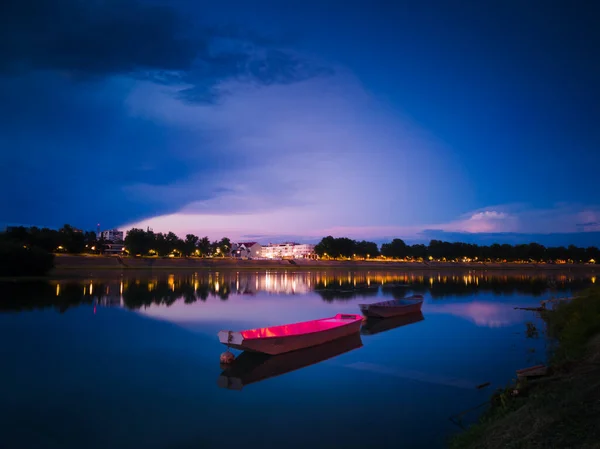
358, 296, 424, 309
222, 313, 363, 341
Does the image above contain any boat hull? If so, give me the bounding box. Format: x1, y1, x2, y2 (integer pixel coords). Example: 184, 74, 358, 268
218, 314, 363, 356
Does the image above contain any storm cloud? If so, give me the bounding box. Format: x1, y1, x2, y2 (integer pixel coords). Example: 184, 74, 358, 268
0, 0, 333, 228
0, 0, 330, 100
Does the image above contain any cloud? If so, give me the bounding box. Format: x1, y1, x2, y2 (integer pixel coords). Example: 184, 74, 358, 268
120, 201, 600, 246
435, 204, 600, 235
0, 0, 329, 103
120, 69, 472, 237
0, 0, 197, 75
0, 0, 335, 228
576, 221, 600, 232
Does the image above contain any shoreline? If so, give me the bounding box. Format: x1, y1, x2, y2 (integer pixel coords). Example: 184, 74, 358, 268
49, 254, 599, 273
449, 288, 600, 448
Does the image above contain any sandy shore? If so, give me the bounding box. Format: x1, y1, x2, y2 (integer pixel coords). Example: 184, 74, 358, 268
51, 254, 599, 273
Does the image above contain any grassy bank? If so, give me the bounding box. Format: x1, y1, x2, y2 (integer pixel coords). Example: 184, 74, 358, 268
450, 288, 600, 449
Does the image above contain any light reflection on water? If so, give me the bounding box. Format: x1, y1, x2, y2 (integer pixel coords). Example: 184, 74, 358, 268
0, 270, 595, 449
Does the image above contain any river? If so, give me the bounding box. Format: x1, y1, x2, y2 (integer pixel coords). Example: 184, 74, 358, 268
0, 270, 594, 448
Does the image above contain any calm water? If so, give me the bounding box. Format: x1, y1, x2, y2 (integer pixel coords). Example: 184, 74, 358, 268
0, 270, 595, 449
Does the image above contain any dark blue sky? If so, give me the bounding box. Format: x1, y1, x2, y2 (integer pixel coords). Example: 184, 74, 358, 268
1, 0, 598, 244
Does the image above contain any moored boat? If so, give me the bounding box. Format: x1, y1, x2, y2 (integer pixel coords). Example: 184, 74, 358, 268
218, 333, 363, 390
217, 313, 363, 356
358, 294, 424, 318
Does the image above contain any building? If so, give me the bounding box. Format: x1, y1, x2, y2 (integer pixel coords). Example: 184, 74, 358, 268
261, 242, 316, 259
104, 243, 125, 254
99, 229, 124, 242
231, 242, 263, 259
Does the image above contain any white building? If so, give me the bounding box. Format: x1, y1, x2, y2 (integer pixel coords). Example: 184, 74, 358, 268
99, 229, 124, 242
261, 242, 316, 259
231, 242, 262, 259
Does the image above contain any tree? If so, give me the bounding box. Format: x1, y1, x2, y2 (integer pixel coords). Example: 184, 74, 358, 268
210, 237, 231, 257
355, 240, 379, 258
58, 224, 85, 253
381, 238, 409, 259
124, 228, 153, 256
0, 241, 54, 276
165, 232, 184, 256
218, 237, 231, 256
197, 236, 211, 256
183, 234, 199, 257
408, 244, 428, 260
315, 236, 336, 257
154, 233, 169, 256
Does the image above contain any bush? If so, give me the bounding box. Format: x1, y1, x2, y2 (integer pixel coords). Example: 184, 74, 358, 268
544, 287, 600, 363
0, 242, 55, 276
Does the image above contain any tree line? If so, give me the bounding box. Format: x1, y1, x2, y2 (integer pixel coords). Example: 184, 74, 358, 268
314, 236, 380, 259
315, 236, 599, 263
1, 225, 232, 257
123, 228, 230, 257
2, 224, 98, 254
2, 225, 599, 263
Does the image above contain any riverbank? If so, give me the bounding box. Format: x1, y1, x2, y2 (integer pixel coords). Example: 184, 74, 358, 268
450, 288, 600, 449
50, 254, 599, 273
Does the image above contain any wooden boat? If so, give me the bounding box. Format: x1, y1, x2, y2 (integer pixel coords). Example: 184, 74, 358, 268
361, 311, 425, 335
218, 333, 363, 390
516, 364, 548, 379
358, 294, 424, 318
217, 313, 363, 355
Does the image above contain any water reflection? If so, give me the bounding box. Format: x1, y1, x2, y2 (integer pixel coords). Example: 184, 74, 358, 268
218, 333, 363, 390
0, 271, 595, 313
361, 312, 425, 336
426, 301, 530, 328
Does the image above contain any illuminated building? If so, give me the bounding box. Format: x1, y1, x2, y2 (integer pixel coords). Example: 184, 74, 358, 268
260, 242, 316, 259
98, 229, 124, 242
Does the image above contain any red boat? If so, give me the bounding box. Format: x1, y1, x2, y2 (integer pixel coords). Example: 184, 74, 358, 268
358, 294, 424, 318
218, 313, 363, 355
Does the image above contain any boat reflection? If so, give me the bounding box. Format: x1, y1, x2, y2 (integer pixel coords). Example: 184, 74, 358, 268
217, 333, 363, 390
360, 312, 425, 336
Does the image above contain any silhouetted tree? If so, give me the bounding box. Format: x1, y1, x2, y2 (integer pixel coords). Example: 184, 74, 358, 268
183, 234, 199, 256
381, 238, 409, 259
197, 236, 211, 256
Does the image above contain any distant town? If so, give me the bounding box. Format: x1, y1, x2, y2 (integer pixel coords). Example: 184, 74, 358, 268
2, 224, 599, 264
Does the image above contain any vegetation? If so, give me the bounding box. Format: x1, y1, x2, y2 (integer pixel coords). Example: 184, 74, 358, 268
450, 288, 600, 449
315, 236, 380, 259
377, 238, 599, 263
1, 225, 230, 257
2, 224, 599, 264
3, 224, 103, 254
0, 241, 54, 276
123, 228, 229, 257
544, 288, 600, 363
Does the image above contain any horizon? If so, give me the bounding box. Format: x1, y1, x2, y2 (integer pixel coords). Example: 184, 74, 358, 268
3, 221, 600, 250
2, 1, 599, 247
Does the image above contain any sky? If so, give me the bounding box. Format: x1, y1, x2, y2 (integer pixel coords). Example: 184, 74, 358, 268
1, 0, 599, 245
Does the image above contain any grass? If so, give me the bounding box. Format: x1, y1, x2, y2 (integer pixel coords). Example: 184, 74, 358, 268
449, 287, 600, 449
544, 289, 600, 364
